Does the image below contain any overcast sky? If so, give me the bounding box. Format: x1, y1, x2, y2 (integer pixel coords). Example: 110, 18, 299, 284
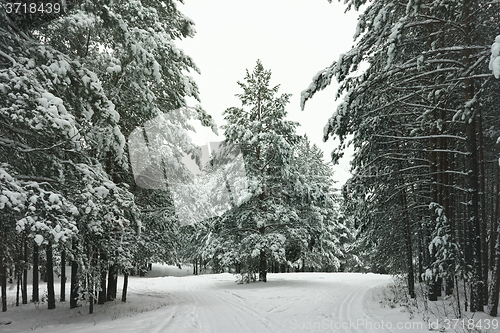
178, 0, 360, 187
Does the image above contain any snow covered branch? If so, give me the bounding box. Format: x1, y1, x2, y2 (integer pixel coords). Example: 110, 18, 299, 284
0, 50, 16, 66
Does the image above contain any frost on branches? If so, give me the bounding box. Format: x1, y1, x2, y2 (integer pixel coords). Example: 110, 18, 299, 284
195, 61, 348, 283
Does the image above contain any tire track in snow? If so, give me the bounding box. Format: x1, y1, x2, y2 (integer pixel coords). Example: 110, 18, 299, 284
335, 278, 392, 333
185, 283, 284, 332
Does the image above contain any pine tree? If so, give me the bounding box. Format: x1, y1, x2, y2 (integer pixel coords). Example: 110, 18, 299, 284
302, 0, 500, 311
196, 61, 347, 281
219, 60, 300, 281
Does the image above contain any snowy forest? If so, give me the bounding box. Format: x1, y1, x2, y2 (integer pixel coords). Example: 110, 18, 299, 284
1, 0, 500, 332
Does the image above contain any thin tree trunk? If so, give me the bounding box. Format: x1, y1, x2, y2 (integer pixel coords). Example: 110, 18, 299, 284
112, 267, 118, 299
463, 3, 482, 312
70, 241, 79, 309
107, 264, 114, 301
258, 223, 267, 282
121, 271, 128, 302
46, 241, 55, 310
98, 251, 107, 304
15, 267, 19, 307
89, 247, 97, 314
491, 178, 499, 269
89, 276, 94, 314
60, 250, 66, 302
15, 239, 20, 307
1, 247, 6, 312
466, 110, 482, 311
22, 235, 27, 304
455, 275, 462, 318
418, 219, 424, 283
429, 121, 440, 301
478, 108, 488, 305
107, 263, 118, 301
487, 165, 500, 317
398, 157, 415, 298
487, 221, 500, 316
32, 242, 39, 303
259, 225, 267, 283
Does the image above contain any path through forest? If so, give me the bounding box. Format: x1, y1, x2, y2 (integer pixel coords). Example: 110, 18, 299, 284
0, 271, 443, 332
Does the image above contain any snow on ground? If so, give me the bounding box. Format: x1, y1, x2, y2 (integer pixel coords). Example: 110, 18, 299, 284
0, 267, 496, 332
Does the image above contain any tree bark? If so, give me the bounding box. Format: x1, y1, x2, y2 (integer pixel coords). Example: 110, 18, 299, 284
60, 250, 66, 302
32, 242, 39, 303
402, 188, 415, 298
22, 235, 27, 304
107, 263, 117, 301
70, 241, 79, 309
428, 115, 440, 302
487, 165, 500, 316
259, 250, 267, 282
98, 251, 107, 304
477, 108, 488, 305
121, 271, 128, 302
487, 221, 500, 316
15, 265, 19, 306
463, 2, 482, 312
89, 279, 94, 314
46, 241, 55, 310
466, 107, 482, 312
1, 247, 6, 312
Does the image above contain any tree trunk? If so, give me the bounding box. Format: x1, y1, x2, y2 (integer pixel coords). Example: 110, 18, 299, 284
121, 271, 128, 302
98, 252, 107, 304
491, 176, 499, 269
478, 108, 488, 305
463, 2, 482, 312
89, 247, 97, 314
70, 241, 79, 309
107, 264, 114, 301
89, 278, 94, 314
259, 249, 267, 282
60, 250, 66, 302
446, 152, 456, 297
402, 190, 415, 298
398, 156, 415, 298
16, 266, 20, 306
1, 248, 7, 312
107, 263, 117, 301
46, 241, 55, 310
32, 242, 39, 303
487, 221, 500, 316
417, 219, 424, 283
466, 110, 482, 312
438, 116, 454, 297
22, 235, 27, 304
429, 120, 439, 302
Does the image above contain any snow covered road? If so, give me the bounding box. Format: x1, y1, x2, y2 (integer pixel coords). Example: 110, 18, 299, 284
2, 272, 433, 333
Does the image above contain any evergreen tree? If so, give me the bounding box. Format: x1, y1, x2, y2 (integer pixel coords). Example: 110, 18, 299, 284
302, 0, 500, 311
0, 0, 206, 311
197, 61, 347, 282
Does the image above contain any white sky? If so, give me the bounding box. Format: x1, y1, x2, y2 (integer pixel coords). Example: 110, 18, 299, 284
178, 0, 360, 187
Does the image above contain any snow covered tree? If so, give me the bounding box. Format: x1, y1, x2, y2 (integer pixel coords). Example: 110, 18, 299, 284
37, 0, 217, 290
1, 0, 218, 312
286, 135, 349, 272
196, 61, 347, 282
302, 0, 500, 311
0, 2, 138, 311
219, 60, 300, 281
